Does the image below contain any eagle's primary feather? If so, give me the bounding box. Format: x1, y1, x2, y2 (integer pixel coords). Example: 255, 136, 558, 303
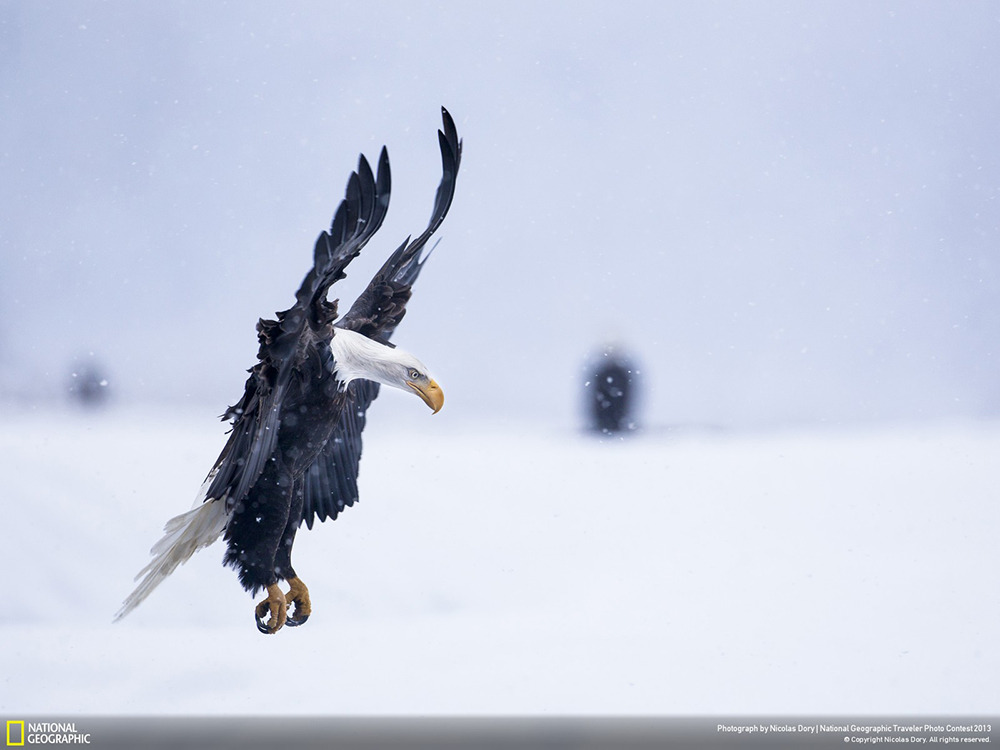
115, 109, 461, 632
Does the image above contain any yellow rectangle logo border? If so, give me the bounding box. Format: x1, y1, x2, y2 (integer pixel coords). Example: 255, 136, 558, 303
6, 720, 25, 747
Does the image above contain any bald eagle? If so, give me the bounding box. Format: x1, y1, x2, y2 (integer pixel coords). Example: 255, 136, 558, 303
115, 108, 461, 634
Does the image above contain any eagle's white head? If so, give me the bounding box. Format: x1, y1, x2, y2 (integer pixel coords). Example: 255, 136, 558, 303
329, 328, 443, 413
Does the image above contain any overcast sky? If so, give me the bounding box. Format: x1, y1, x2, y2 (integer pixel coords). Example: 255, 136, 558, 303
2, 1, 998, 428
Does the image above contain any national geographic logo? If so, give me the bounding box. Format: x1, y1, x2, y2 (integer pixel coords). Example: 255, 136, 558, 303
5, 722, 91, 745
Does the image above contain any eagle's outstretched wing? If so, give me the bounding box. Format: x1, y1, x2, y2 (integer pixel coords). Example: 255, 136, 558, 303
339, 107, 463, 344
298, 107, 462, 529
204, 149, 392, 513
299, 379, 377, 528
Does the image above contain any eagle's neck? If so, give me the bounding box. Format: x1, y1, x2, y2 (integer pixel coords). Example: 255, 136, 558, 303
329, 328, 403, 388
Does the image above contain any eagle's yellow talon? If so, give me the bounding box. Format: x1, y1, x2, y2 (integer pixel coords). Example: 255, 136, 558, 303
254, 583, 287, 634
284, 576, 312, 627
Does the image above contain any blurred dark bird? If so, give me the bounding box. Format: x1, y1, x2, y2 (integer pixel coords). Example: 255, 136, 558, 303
587, 344, 639, 435
116, 108, 461, 633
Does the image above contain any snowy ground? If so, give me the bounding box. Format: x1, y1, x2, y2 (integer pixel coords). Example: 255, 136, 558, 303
1, 405, 997, 715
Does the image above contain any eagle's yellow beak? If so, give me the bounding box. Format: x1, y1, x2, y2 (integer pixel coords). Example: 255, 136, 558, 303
407, 379, 444, 414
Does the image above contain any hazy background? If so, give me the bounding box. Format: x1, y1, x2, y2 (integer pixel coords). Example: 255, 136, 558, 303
2, 1, 998, 429
3, 3, 998, 719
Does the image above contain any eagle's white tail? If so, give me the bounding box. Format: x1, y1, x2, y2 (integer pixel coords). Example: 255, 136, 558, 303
114, 494, 230, 622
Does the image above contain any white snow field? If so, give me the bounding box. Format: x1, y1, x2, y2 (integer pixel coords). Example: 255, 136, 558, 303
1, 405, 997, 716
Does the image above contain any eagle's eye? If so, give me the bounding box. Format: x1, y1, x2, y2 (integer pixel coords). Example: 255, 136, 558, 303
408, 368, 421, 381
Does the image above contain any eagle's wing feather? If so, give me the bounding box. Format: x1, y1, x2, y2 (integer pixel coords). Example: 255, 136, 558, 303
300, 379, 379, 529
298, 108, 462, 527
204, 150, 391, 511
295, 148, 392, 326
339, 108, 461, 344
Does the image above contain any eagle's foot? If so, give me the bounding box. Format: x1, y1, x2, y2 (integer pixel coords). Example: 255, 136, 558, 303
284, 576, 311, 627
254, 583, 287, 634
